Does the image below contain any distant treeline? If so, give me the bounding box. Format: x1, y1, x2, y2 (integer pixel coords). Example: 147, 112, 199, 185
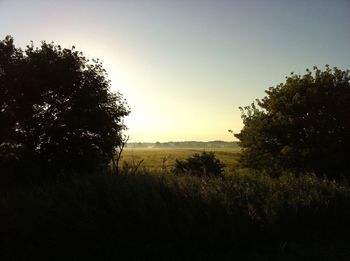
126, 141, 239, 148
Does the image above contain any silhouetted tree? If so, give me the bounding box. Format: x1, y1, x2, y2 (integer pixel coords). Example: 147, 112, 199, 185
112, 134, 129, 175
235, 66, 350, 179
0, 36, 129, 176
174, 151, 225, 177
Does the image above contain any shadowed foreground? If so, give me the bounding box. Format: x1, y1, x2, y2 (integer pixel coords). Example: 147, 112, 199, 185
1, 172, 349, 260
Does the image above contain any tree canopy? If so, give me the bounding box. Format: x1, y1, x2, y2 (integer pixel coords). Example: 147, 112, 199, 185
0, 36, 129, 176
235, 66, 350, 179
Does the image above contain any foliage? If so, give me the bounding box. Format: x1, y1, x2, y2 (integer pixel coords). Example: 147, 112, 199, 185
174, 151, 225, 177
0, 36, 129, 175
0, 171, 349, 260
235, 66, 350, 179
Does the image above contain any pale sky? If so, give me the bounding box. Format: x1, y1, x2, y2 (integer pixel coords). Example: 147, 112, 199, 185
1, 0, 349, 142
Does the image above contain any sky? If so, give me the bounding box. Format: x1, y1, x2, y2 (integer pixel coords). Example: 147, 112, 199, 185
1, 0, 349, 142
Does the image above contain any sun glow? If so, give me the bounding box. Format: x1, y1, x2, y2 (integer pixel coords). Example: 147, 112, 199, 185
2, 0, 349, 142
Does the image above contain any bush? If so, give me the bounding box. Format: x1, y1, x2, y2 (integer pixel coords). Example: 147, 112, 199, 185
0, 171, 349, 260
174, 151, 225, 177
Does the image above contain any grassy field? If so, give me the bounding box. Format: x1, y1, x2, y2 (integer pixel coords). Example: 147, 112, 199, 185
120, 147, 241, 173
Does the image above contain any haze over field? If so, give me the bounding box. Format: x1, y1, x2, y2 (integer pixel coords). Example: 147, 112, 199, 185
1, 0, 349, 141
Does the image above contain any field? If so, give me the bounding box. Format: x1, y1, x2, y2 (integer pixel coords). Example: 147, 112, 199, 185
120, 147, 241, 173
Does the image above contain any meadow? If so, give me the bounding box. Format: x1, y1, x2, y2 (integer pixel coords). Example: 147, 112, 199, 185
120, 147, 241, 173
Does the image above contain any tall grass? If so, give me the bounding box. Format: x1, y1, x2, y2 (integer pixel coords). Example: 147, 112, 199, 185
0, 171, 349, 260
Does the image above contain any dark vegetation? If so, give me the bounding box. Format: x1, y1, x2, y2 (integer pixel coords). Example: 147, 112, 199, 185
174, 151, 225, 177
1, 36, 350, 260
0, 36, 129, 179
1, 173, 349, 260
235, 66, 350, 180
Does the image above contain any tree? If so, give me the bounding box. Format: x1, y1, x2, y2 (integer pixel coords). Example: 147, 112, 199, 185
235, 66, 350, 179
174, 151, 225, 177
0, 36, 130, 176
112, 134, 129, 175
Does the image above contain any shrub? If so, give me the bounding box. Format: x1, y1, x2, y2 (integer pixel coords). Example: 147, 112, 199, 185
0, 171, 349, 260
174, 151, 225, 177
